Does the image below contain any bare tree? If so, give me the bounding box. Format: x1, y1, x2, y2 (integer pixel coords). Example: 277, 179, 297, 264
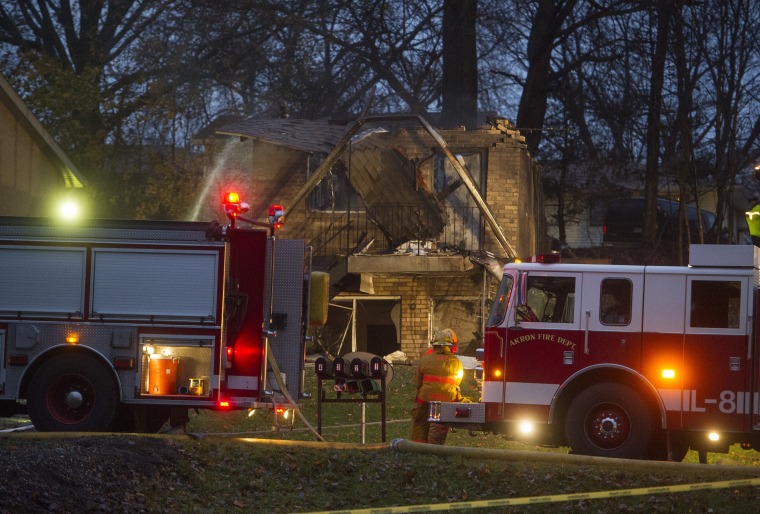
0, 1, 177, 157
441, 0, 478, 128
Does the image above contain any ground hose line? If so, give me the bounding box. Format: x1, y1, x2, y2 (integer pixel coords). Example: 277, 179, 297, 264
195, 435, 760, 476
266, 340, 326, 442
230, 437, 390, 450
389, 438, 760, 473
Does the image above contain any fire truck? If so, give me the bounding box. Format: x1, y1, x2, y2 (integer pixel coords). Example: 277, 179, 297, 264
433, 245, 760, 461
0, 194, 315, 432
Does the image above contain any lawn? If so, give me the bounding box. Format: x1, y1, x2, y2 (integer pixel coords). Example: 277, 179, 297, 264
153, 363, 760, 513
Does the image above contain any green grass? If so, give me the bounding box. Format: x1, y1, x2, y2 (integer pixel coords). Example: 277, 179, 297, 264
148, 364, 760, 513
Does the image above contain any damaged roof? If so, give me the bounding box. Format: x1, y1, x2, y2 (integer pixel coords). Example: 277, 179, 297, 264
215, 115, 515, 256
215, 117, 352, 154
216, 115, 448, 247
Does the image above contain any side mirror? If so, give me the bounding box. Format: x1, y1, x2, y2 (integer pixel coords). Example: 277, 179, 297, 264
515, 304, 538, 322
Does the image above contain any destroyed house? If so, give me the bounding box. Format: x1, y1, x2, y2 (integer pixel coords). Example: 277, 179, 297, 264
205, 114, 545, 361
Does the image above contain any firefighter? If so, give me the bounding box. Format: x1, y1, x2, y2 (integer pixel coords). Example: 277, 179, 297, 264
746, 197, 760, 247
411, 328, 464, 445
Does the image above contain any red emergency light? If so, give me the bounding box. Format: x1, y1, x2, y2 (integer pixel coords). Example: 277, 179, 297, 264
531, 253, 561, 263
223, 191, 250, 221
226, 345, 234, 369
268, 204, 284, 230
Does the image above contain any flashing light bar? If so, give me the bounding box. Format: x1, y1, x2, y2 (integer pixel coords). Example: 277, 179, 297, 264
532, 253, 561, 263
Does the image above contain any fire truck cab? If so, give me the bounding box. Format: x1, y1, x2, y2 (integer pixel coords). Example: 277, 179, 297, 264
434, 245, 760, 461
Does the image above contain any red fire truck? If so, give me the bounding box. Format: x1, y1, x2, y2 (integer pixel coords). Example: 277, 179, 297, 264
433, 245, 760, 461
0, 194, 314, 432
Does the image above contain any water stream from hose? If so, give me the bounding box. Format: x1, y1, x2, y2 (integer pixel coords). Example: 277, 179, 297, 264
188, 139, 238, 221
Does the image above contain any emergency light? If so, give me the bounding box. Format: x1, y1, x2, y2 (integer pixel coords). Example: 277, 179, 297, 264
223, 192, 250, 221
531, 253, 561, 263
225, 345, 234, 369
268, 204, 285, 231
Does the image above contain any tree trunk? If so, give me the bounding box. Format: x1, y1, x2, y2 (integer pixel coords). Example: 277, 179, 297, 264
643, 1, 673, 249
441, 0, 478, 129
516, 0, 576, 156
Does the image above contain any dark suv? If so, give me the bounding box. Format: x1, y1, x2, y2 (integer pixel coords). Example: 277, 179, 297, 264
603, 197, 716, 244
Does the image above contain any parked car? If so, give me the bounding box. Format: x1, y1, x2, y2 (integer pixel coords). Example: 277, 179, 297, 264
603, 197, 716, 244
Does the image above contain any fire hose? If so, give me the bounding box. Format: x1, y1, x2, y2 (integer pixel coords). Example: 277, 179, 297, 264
265, 340, 326, 442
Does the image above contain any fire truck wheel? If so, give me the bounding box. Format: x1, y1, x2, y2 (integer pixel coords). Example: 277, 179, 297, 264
27, 354, 119, 432
565, 382, 652, 459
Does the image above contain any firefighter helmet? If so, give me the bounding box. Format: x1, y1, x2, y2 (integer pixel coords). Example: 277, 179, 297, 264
432, 328, 458, 346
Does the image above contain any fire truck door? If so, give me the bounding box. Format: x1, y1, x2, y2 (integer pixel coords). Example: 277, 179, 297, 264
579, 273, 644, 370
682, 275, 751, 432
503, 271, 583, 414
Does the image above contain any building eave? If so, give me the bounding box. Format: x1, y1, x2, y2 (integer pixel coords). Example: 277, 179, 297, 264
0, 74, 86, 188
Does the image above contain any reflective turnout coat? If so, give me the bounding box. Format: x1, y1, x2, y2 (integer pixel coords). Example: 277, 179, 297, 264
415, 346, 463, 403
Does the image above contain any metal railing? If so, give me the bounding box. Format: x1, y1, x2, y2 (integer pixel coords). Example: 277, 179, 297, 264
307, 205, 484, 261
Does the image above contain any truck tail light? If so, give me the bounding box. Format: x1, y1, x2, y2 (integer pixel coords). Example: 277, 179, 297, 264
113, 357, 134, 369
226, 346, 234, 369
8, 355, 28, 366
454, 407, 471, 418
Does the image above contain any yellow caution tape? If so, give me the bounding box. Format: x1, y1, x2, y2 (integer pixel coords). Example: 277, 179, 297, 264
299, 477, 760, 514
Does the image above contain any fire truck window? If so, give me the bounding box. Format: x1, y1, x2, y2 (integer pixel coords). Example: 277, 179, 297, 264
487, 275, 513, 327
600, 278, 632, 325
521, 276, 576, 323
690, 280, 741, 329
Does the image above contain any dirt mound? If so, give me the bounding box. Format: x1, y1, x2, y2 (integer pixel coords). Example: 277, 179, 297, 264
0, 435, 181, 513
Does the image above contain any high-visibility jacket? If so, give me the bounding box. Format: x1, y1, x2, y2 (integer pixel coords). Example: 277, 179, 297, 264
747, 205, 760, 238
415, 346, 463, 403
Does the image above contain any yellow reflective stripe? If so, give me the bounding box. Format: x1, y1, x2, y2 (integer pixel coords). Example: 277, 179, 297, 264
298, 477, 760, 514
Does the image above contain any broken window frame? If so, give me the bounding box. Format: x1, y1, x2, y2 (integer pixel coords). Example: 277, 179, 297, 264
306, 156, 363, 212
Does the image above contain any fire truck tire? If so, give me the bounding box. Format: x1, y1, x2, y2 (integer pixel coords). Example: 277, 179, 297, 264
27, 354, 119, 432
565, 382, 652, 459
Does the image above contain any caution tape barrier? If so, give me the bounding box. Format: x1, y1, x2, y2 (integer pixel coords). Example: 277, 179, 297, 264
300, 477, 760, 514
